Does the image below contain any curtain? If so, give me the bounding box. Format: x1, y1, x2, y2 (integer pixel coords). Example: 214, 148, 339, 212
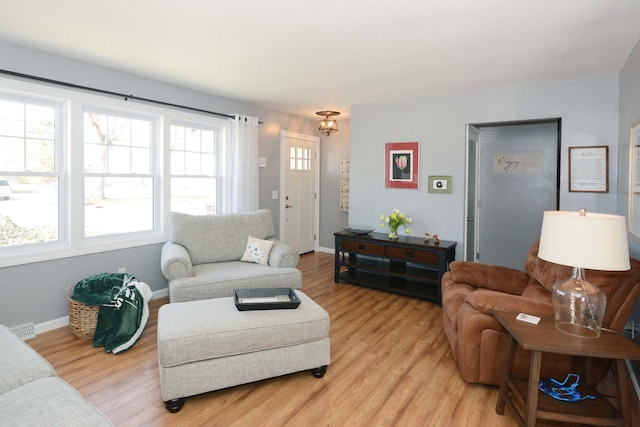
221, 114, 259, 213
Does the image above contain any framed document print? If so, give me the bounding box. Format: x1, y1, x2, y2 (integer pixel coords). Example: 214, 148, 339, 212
568, 146, 608, 193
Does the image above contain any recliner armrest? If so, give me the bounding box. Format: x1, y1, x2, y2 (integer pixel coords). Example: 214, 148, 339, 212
268, 239, 300, 268
447, 261, 530, 295
465, 289, 553, 317
161, 241, 194, 281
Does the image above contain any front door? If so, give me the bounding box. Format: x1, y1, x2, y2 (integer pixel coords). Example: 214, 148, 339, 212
280, 130, 318, 254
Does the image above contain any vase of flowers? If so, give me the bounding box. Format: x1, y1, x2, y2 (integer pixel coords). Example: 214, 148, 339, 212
380, 208, 412, 240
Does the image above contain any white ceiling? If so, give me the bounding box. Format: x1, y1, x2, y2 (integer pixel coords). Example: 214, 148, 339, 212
2, 0, 640, 119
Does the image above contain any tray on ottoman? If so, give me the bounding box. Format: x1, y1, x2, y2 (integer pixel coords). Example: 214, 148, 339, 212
234, 288, 301, 311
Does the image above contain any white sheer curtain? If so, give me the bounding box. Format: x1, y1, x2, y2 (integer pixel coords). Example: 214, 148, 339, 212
221, 114, 259, 213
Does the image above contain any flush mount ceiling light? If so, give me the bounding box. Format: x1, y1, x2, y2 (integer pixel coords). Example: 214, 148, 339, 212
316, 111, 340, 136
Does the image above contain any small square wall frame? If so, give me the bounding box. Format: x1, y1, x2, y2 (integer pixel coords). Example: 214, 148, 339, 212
428, 176, 451, 194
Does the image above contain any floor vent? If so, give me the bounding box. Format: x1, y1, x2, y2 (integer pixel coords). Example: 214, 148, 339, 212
9, 323, 36, 341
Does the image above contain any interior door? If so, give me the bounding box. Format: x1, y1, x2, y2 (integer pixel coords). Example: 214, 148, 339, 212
470, 120, 560, 270
280, 131, 318, 254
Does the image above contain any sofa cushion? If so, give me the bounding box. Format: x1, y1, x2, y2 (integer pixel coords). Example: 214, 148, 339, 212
241, 235, 274, 265
0, 325, 56, 395
0, 377, 112, 426
169, 209, 276, 265
168, 261, 302, 302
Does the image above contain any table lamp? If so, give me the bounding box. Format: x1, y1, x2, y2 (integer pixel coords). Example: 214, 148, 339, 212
537, 209, 630, 338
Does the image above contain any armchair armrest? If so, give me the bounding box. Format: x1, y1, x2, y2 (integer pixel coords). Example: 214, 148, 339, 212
268, 239, 300, 268
160, 241, 194, 281
465, 289, 553, 317
448, 261, 530, 295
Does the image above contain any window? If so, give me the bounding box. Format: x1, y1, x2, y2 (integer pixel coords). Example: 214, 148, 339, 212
170, 122, 221, 215
83, 108, 156, 237
0, 76, 231, 267
289, 146, 311, 171
0, 95, 62, 248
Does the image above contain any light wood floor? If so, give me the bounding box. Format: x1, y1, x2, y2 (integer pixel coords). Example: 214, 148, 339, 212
29, 252, 575, 426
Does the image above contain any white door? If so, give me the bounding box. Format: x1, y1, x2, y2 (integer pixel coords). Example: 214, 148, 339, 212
468, 120, 560, 270
280, 130, 319, 254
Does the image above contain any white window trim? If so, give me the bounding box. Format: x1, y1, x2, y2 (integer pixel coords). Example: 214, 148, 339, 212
0, 76, 230, 268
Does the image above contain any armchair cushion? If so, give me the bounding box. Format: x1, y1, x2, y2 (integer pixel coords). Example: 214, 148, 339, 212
448, 261, 529, 295
169, 210, 275, 265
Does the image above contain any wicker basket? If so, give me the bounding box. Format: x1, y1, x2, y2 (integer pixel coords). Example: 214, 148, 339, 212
67, 285, 99, 340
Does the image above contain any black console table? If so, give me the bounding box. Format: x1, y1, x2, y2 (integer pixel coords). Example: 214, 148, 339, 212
334, 231, 456, 305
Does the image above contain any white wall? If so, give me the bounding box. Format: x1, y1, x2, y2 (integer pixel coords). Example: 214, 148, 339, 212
319, 120, 350, 249
350, 76, 620, 260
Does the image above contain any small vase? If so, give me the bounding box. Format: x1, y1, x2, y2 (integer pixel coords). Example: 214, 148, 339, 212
388, 225, 399, 240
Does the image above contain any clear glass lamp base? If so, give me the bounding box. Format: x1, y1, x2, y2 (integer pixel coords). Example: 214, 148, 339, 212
551, 267, 606, 338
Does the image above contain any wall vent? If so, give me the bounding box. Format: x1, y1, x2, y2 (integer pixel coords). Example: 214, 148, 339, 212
9, 323, 36, 341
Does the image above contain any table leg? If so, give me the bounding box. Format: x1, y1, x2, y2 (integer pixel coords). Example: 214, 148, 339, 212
616, 359, 631, 427
496, 336, 517, 415
525, 350, 542, 427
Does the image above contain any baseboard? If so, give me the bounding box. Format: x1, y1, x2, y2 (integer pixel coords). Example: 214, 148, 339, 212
316, 246, 333, 254
30, 287, 169, 338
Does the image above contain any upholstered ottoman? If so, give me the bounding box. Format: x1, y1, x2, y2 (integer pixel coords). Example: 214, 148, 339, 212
157, 290, 330, 412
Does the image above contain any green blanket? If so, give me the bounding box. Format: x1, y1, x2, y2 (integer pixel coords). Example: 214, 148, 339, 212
71, 273, 150, 353
71, 272, 136, 306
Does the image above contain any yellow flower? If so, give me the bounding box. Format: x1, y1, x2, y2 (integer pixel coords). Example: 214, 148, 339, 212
378, 209, 412, 236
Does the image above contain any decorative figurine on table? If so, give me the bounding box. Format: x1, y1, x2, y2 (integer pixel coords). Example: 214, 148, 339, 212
424, 233, 440, 245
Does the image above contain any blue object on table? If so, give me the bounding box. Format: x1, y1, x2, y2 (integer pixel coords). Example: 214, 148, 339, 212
538, 373, 595, 402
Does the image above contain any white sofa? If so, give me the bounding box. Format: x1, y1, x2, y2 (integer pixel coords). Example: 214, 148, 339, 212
161, 209, 302, 302
0, 325, 112, 426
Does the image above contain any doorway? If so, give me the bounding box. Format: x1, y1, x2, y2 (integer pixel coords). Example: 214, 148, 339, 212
466, 119, 560, 269
279, 130, 319, 254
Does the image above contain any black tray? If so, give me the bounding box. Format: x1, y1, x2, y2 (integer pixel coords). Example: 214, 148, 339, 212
234, 288, 301, 311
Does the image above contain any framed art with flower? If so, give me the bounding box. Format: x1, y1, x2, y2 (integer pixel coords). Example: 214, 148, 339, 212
385, 142, 419, 189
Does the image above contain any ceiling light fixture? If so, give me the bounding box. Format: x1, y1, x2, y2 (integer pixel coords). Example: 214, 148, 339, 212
316, 111, 340, 136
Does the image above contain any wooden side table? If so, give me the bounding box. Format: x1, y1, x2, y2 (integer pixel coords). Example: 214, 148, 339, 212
493, 311, 640, 427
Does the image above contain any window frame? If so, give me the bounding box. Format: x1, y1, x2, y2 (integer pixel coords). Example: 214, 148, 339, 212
0, 76, 230, 268
169, 118, 224, 215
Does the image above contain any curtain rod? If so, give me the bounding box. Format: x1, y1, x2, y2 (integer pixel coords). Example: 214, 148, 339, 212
0, 68, 255, 122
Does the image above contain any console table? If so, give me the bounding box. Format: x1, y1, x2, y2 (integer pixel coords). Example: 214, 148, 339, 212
334, 231, 456, 305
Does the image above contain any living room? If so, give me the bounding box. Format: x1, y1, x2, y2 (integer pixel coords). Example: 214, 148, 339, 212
3, 1, 640, 425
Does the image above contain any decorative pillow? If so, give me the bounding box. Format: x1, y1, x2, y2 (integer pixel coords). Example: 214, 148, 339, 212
241, 236, 274, 265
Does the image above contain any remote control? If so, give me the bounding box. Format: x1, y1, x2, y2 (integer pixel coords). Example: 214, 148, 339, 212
516, 313, 541, 325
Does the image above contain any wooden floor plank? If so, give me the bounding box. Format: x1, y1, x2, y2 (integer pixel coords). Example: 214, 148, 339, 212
27, 251, 580, 426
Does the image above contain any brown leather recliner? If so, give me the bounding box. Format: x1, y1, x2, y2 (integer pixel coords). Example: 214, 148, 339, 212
441, 240, 640, 386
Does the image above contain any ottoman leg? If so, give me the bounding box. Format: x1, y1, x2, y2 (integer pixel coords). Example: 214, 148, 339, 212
164, 398, 185, 413
311, 365, 327, 378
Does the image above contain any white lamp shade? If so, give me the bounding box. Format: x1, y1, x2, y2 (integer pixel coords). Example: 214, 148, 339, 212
538, 210, 630, 271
